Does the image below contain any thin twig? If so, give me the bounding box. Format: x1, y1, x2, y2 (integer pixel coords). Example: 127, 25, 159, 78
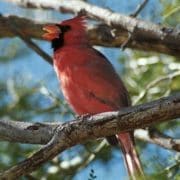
135, 128, 180, 152
131, 0, 149, 17
158, 155, 180, 178
51, 140, 107, 173
0, 13, 53, 65
77, 140, 107, 169
121, 0, 149, 50
133, 71, 180, 105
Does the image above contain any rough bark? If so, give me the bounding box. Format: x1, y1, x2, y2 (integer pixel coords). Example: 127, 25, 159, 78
0, 118, 179, 152
134, 129, 180, 152
1, 1, 180, 57
0, 93, 180, 179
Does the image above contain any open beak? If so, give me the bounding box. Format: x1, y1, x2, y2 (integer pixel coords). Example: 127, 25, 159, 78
42, 24, 61, 41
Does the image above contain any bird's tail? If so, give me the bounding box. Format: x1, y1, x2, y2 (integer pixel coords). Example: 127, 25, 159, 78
117, 132, 144, 180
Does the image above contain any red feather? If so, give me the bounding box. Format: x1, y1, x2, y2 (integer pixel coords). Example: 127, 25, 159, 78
43, 16, 144, 179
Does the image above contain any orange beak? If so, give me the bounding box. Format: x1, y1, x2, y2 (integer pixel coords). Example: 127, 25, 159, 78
42, 24, 61, 41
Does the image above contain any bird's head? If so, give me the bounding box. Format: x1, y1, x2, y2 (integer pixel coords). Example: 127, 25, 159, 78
43, 16, 88, 51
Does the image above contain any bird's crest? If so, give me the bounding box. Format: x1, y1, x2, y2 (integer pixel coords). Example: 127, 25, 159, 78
60, 15, 87, 33
43, 15, 87, 41
43, 15, 88, 49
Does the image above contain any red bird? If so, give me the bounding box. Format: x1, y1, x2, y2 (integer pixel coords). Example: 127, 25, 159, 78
43, 16, 144, 179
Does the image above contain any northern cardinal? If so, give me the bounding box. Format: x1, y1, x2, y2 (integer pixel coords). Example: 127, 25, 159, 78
43, 16, 144, 179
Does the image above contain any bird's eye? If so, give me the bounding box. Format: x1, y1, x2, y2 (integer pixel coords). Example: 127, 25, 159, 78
56, 25, 71, 33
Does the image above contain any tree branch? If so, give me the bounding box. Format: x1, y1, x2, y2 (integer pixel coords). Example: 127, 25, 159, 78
0, 93, 180, 179
135, 129, 180, 151
1, 1, 180, 56
0, 117, 180, 152
121, 0, 149, 49
0, 13, 53, 65
51, 140, 108, 174
130, 0, 149, 17
133, 71, 180, 105
0, 120, 57, 144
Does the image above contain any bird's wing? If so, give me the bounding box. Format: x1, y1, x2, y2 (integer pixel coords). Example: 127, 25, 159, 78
71, 48, 130, 109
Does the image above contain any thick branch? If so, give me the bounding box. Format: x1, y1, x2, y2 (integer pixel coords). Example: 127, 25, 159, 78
0, 93, 180, 179
0, 120, 57, 144
1, 1, 180, 56
0, 14, 43, 39
0, 118, 179, 152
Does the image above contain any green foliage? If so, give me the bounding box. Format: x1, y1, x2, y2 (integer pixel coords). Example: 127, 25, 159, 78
0, 74, 72, 121
118, 50, 180, 179
120, 52, 180, 104
160, 0, 180, 26
0, 39, 31, 63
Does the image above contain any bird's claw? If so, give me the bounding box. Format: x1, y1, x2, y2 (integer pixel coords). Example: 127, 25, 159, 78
75, 113, 91, 121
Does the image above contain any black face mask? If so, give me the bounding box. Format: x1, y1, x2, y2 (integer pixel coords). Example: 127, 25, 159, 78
51, 25, 71, 51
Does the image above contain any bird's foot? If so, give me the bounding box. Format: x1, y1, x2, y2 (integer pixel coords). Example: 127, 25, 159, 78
75, 114, 91, 121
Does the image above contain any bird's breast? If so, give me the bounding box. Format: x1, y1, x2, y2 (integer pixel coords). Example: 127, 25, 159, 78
53, 47, 129, 114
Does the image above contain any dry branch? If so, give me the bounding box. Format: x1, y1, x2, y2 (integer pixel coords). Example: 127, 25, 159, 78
0, 118, 179, 152
0, 93, 180, 179
131, 0, 149, 17
0, 13, 52, 64
135, 129, 180, 152
1, 1, 180, 56
0, 120, 57, 144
